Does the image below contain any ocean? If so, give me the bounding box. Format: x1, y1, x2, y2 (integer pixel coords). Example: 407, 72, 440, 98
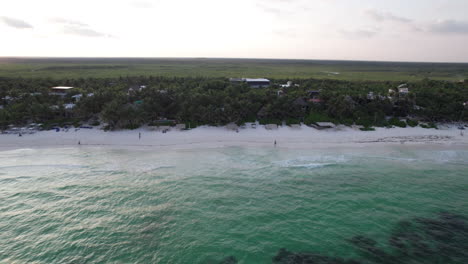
0, 145, 467, 263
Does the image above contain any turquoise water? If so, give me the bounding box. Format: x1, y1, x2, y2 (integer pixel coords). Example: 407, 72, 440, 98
0, 146, 467, 263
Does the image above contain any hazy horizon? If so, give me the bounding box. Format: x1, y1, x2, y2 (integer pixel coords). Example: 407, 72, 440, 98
1, 0, 468, 63
2, 56, 468, 65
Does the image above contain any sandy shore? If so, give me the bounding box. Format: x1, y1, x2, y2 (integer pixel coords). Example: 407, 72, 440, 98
1, 124, 467, 151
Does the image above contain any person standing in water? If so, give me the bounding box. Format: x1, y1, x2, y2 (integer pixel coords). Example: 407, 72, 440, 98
139, 132, 141, 140
274, 140, 277, 147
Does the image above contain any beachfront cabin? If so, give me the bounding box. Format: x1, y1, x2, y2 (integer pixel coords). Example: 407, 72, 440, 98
64, 103, 76, 110
265, 124, 278, 130
367, 92, 375, 100
280, 81, 293, 88
312, 122, 336, 130
72, 94, 83, 102
174, 124, 186, 130
1, 96, 15, 102
229, 78, 270, 88
397, 84, 409, 96
245, 78, 270, 88
280, 81, 299, 88
399, 87, 409, 94
308, 90, 323, 104
127, 85, 147, 95
50, 86, 74, 96
226, 123, 239, 131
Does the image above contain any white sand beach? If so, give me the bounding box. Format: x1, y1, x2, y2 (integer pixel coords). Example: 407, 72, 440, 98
1, 124, 467, 151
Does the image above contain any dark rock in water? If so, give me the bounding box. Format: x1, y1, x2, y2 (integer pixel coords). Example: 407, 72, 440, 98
219, 256, 237, 264
348, 236, 396, 264
273, 213, 467, 264
272, 248, 360, 264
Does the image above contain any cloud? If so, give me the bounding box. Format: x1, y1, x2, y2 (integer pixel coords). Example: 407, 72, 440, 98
131, 1, 154, 8
0, 16, 33, 29
50, 17, 88, 27
340, 28, 379, 39
257, 4, 286, 16
365, 9, 411, 23
51, 17, 113, 38
274, 29, 298, 38
63, 25, 113, 38
255, 0, 305, 16
429, 19, 468, 34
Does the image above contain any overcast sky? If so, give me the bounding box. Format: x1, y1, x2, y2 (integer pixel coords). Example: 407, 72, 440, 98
1, 0, 468, 62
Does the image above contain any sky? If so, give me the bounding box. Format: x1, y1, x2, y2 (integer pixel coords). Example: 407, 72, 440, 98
1, 0, 468, 62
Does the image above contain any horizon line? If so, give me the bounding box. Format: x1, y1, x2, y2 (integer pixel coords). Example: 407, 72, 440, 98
1, 56, 468, 65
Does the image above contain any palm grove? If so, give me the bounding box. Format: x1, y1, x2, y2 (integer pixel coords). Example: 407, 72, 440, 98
0, 76, 467, 130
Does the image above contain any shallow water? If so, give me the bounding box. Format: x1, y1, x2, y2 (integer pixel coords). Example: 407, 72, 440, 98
0, 146, 467, 263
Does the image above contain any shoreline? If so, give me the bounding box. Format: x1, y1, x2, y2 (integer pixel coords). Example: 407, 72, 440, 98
1, 125, 467, 152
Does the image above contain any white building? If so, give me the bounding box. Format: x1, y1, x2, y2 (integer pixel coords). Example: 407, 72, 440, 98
398, 84, 409, 95
71, 94, 83, 102
50, 86, 74, 96
280, 81, 299, 88
230, 78, 270, 88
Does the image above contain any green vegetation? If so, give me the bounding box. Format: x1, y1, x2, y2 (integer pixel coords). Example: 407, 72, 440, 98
406, 119, 419, 127
0, 74, 467, 130
420, 122, 438, 129
389, 118, 408, 128
1, 58, 468, 81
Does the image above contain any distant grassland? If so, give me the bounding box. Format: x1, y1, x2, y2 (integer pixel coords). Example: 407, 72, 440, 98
0, 57, 467, 81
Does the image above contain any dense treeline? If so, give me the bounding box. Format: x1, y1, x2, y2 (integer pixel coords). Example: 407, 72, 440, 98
0, 76, 467, 129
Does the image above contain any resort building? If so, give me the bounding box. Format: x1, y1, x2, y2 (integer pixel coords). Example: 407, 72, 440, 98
50, 86, 74, 96
64, 103, 76, 110
71, 94, 83, 102
308, 90, 322, 104
398, 84, 409, 95
280, 81, 299, 88
229, 78, 270, 88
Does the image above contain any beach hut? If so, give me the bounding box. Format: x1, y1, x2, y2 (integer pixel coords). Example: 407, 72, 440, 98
174, 124, 186, 130
226, 123, 239, 131
265, 124, 279, 130
72, 94, 83, 102
312, 122, 336, 130
158, 126, 171, 133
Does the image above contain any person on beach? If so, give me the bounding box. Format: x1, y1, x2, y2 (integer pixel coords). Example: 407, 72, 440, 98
78, 141, 80, 145
139, 132, 141, 139
274, 140, 277, 147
